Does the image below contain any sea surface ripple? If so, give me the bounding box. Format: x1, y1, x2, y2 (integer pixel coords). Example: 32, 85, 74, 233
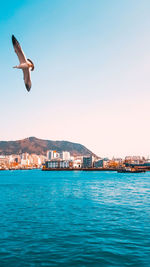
0, 170, 150, 266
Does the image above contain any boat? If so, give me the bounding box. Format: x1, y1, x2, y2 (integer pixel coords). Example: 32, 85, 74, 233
117, 167, 146, 173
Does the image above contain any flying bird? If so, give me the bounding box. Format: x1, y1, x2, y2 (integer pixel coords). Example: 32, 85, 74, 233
12, 35, 34, 92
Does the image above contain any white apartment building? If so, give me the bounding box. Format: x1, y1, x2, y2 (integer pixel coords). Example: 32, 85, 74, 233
60, 151, 71, 161
47, 150, 60, 160
73, 159, 82, 168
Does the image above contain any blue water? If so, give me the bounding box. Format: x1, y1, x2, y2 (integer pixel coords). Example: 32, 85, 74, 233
0, 170, 150, 266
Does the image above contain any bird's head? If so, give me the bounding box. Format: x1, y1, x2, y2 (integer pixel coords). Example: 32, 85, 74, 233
27, 59, 34, 71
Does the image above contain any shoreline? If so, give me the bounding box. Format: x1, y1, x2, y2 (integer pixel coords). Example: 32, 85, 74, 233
0, 167, 149, 172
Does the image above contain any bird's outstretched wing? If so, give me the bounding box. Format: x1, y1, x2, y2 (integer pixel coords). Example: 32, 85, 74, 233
12, 35, 27, 64
23, 69, 32, 92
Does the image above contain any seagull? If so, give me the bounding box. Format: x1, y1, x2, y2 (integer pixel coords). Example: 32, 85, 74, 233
12, 35, 34, 92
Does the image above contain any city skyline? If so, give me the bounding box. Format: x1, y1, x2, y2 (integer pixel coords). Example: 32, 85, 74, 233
1, 149, 150, 171
1, 0, 150, 157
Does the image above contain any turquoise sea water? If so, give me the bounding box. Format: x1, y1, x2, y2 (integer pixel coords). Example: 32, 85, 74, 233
0, 170, 150, 266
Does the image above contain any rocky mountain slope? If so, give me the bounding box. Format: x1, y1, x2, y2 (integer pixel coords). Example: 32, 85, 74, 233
0, 137, 94, 156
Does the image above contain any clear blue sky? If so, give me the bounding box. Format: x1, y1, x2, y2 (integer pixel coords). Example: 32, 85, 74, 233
1, 0, 150, 157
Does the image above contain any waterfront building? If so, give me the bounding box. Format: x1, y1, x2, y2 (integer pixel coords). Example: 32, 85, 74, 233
38, 155, 47, 164
93, 159, 109, 168
29, 154, 42, 167
0, 156, 9, 169
94, 159, 104, 168
8, 155, 15, 163
73, 159, 82, 168
21, 159, 30, 166
70, 156, 74, 161
59, 160, 70, 168
46, 160, 59, 169
14, 156, 21, 164
107, 160, 119, 168
45, 159, 70, 169
82, 156, 93, 168
124, 156, 144, 165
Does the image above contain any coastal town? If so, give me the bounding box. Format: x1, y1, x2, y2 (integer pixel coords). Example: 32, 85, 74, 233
0, 150, 150, 172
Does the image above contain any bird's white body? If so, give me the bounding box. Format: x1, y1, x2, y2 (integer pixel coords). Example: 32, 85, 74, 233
13, 61, 32, 70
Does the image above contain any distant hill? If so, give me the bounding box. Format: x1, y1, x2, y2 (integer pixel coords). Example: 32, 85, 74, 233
0, 137, 95, 156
